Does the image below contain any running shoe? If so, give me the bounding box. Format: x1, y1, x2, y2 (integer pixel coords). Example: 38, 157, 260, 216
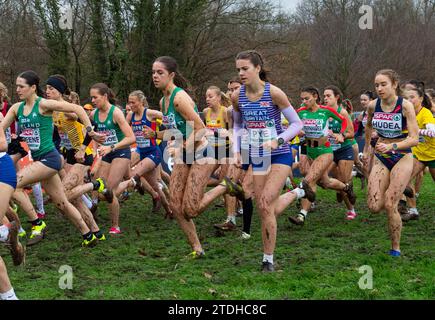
221, 177, 245, 201
5, 222, 25, 266
389, 249, 401, 257
261, 261, 275, 272
214, 218, 236, 231
95, 232, 107, 241
288, 213, 305, 226
187, 250, 205, 259
133, 175, 145, 195
240, 232, 251, 240
27, 221, 47, 246
345, 211, 357, 220
343, 182, 357, 205
94, 178, 114, 203
401, 212, 419, 222
18, 227, 26, 238
109, 227, 121, 235
82, 234, 98, 248
300, 180, 316, 202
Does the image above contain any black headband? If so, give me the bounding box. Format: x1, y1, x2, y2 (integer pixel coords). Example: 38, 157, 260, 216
46, 77, 66, 95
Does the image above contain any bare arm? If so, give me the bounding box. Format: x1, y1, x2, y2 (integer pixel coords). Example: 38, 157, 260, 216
340, 108, 355, 140
397, 100, 419, 149
112, 108, 136, 150
147, 109, 163, 121
363, 100, 376, 155
40, 99, 93, 130
0, 103, 19, 132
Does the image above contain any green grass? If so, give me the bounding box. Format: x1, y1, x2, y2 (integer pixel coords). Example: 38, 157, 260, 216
2, 176, 434, 300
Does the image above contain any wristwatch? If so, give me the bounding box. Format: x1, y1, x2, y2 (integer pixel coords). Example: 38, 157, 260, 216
111, 144, 116, 151
277, 137, 285, 146
392, 143, 398, 151
86, 126, 93, 133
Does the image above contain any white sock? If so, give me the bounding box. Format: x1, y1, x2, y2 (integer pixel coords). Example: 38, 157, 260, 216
0, 225, 9, 242
0, 288, 18, 300
228, 215, 236, 224
92, 198, 99, 205
263, 254, 273, 264
300, 209, 308, 218
409, 208, 419, 215
291, 187, 305, 199
81, 194, 93, 209
32, 183, 45, 214
349, 208, 355, 214
18, 226, 25, 234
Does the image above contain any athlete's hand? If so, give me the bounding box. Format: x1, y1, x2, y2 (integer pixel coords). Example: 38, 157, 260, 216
371, 131, 379, 139
376, 143, 392, 154
233, 152, 242, 168
142, 125, 156, 139
333, 133, 344, 144
361, 153, 369, 165
262, 139, 279, 151
89, 131, 106, 144
99, 146, 112, 157
75, 150, 85, 163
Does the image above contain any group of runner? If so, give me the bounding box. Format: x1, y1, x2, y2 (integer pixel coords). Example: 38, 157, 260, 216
0, 51, 433, 299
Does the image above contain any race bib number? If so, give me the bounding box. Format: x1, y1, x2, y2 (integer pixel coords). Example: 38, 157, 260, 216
135, 131, 150, 148
372, 113, 403, 138
302, 118, 327, 139
100, 129, 119, 146
20, 128, 40, 151
245, 120, 277, 147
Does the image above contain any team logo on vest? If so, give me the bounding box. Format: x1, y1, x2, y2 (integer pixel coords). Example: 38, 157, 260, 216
260, 101, 270, 107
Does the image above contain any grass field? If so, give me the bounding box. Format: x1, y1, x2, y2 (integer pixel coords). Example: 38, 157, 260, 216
2, 176, 434, 300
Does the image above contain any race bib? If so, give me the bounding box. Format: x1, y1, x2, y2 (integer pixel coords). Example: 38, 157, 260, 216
302, 118, 327, 139
372, 112, 403, 138
245, 120, 277, 147
135, 131, 150, 148
20, 128, 40, 151
100, 129, 119, 146
59, 131, 73, 150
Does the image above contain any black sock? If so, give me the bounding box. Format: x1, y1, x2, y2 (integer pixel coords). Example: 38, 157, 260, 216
83, 232, 93, 240
31, 218, 42, 226
242, 198, 253, 234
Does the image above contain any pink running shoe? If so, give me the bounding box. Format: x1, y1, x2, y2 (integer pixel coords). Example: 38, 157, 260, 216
109, 227, 121, 234
346, 211, 357, 220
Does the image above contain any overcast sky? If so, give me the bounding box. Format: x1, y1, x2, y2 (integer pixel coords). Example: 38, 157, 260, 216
275, 0, 301, 12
